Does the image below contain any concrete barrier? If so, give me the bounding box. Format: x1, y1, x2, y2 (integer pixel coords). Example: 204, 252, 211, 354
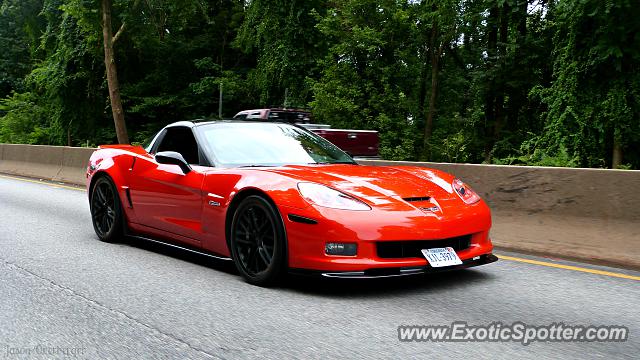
1, 144, 638, 269
357, 160, 640, 221
0, 144, 95, 185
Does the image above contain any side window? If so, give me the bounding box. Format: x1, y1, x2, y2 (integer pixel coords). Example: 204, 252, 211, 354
156, 127, 201, 165
247, 112, 261, 119
143, 128, 164, 152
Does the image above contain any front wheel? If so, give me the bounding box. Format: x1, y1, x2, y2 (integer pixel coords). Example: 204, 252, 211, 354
90, 176, 124, 243
229, 195, 287, 286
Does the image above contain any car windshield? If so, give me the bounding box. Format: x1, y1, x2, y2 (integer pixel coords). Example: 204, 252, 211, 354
196, 122, 356, 167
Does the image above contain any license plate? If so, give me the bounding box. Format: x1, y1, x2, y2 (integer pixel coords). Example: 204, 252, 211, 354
421, 247, 463, 268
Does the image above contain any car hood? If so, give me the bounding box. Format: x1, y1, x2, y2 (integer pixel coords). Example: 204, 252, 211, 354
263, 164, 460, 209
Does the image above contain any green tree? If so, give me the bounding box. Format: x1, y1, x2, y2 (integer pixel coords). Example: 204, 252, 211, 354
536, 0, 640, 168
412, 0, 459, 153
236, 0, 327, 107
0, 0, 44, 99
311, 0, 417, 159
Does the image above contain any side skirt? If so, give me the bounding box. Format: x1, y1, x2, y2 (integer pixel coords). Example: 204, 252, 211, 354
126, 234, 233, 262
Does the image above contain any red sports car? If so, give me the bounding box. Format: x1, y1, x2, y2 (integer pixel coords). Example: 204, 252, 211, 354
87, 121, 496, 286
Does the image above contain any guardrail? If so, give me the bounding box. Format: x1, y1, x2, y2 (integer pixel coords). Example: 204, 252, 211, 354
1, 144, 638, 269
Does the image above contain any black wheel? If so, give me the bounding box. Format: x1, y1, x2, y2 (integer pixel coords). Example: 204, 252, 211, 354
90, 176, 124, 243
230, 195, 286, 286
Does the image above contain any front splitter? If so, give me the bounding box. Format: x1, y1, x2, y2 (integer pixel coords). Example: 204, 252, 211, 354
290, 254, 498, 279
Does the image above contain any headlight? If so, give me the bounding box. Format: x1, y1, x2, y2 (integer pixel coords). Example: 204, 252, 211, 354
452, 178, 481, 204
297, 183, 371, 211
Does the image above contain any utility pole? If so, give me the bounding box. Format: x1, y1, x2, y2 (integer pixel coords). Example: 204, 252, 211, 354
284, 88, 289, 109
219, 82, 223, 119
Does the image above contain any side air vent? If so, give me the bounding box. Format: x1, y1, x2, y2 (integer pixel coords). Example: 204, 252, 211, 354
124, 187, 133, 208
403, 196, 431, 202
288, 214, 318, 225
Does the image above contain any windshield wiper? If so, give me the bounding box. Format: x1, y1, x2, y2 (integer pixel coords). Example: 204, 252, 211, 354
237, 164, 276, 168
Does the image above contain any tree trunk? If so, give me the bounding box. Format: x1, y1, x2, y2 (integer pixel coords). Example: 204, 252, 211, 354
612, 136, 623, 169
423, 23, 441, 153
484, 6, 499, 162
517, 0, 527, 39
507, 0, 527, 132
425, 45, 441, 146
492, 3, 509, 147
417, 45, 428, 122
102, 0, 129, 144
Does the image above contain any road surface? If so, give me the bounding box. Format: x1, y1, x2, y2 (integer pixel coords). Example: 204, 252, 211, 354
0, 174, 638, 359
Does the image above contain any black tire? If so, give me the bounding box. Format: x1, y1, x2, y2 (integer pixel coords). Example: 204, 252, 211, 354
229, 195, 287, 286
90, 176, 124, 243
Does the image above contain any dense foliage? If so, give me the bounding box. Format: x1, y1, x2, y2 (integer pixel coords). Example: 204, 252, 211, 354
0, 0, 638, 168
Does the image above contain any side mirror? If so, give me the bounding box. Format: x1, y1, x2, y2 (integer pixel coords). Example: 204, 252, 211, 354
155, 151, 192, 174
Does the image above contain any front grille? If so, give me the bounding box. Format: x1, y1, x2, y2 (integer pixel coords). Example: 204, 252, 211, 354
376, 235, 472, 259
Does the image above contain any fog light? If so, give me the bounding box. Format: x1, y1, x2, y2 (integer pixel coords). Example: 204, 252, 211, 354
325, 243, 357, 256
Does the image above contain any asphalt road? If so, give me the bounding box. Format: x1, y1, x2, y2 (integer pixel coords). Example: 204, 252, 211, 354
0, 175, 638, 359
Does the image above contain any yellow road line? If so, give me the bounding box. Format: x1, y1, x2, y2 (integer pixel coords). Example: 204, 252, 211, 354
0, 174, 85, 192
498, 254, 640, 281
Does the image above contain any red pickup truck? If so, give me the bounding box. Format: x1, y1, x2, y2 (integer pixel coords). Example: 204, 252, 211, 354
233, 109, 379, 158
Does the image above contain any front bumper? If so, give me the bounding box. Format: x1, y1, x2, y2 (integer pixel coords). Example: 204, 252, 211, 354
291, 253, 498, 278
281, 198, 494, 272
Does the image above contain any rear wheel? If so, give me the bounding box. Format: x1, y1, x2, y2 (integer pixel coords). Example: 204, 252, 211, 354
90, 176, 124, 243
230, 195, 286, 286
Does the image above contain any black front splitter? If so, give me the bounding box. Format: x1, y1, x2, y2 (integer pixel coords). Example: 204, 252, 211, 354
290, 254, 498, 279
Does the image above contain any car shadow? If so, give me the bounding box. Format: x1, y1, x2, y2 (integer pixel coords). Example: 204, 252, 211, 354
282, 269, 495, 298
123, 236, 496, 297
